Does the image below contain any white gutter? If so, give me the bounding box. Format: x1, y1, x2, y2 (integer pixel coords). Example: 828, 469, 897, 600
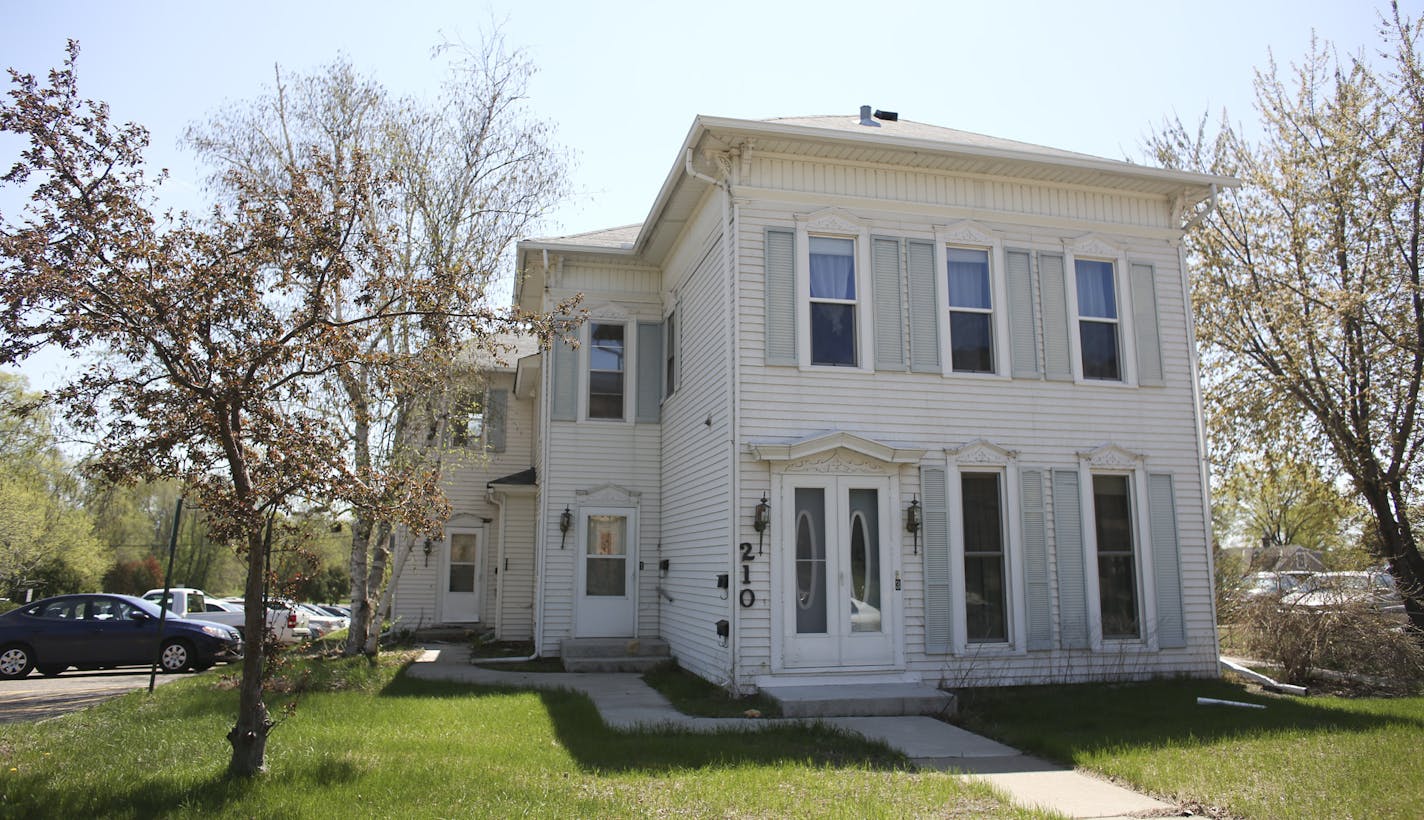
1178, 189, 1221, 657
531, 255, 554, 660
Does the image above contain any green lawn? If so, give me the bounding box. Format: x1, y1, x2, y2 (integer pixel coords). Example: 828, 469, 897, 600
0, 656, 1049, 819
956, 677, 1424, 820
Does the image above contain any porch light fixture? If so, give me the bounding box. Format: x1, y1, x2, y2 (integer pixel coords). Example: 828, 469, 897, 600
559, 506, 573, 549
423, 537, 434, 566
905, 496, 922, 555
753, 493, 770, 554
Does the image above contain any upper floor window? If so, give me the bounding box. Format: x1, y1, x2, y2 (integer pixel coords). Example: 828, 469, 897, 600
947, 248, 994, 373
809, 236, 858, 366
1075, 259, 1121, 380
1092, 474, 1139, 639
664, 310, 677, 399
588, 322, 625, 420
450, 390, 484, 446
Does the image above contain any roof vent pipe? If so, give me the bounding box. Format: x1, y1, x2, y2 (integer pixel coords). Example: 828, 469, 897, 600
859, 105, 877, 126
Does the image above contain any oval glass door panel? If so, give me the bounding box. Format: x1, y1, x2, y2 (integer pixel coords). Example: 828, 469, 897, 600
585, 514, 627, 597
795, 488, 827, 634
848, 489, 881, 633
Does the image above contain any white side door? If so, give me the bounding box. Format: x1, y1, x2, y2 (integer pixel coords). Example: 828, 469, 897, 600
440, 527, 483, 623
574, 507, 638, 637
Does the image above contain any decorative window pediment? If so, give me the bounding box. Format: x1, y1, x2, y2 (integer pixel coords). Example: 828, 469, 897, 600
1069, 233, 1125, 260
1077, 443, 1144, 469
797, 207, 865, 236
576, 483, 642, 505
947, 439, 1018, 465
936, 220, 999, 248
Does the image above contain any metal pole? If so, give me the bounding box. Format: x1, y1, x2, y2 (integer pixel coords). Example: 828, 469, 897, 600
148, 496, 184, 693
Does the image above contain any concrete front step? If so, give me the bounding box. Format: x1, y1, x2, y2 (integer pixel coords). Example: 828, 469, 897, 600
560, 637, 671, 673
761, 683, 956, 718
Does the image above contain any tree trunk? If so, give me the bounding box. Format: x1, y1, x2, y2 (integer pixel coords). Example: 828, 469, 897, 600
1359, 480, 1424, 634
345, 517, 372, 656
227, 528, 271, 777
362, 526, 393, 656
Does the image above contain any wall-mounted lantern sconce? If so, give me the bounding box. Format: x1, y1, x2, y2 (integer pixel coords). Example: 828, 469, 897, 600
423, 537, 434, 567
559, 506, 573, 549
716, 573, 730, 599
753, 493, 770, 554
905, 496, 922, 555
715, 618, 730, 647
659, 559, 670, 577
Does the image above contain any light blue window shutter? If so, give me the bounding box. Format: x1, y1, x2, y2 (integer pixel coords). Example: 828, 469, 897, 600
1007, 250, 1040, 379
921, 465, 952, 654
1052, 469, 1090, 649
765, 229, 797, 365
1149, 473, 1187, 648
550, 333, 578, 422
1131, 263, 1164, 386
1040, 253, 1073, 381
486, 389, 508, 453
1020, 468, 1053, 650
907, 240, 941, 372
636, 321, 663, 423
872, 236, 905, 370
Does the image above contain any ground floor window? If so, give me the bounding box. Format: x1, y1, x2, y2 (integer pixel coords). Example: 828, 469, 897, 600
961, 472, 1007, 642
1092, 474, 1139, 639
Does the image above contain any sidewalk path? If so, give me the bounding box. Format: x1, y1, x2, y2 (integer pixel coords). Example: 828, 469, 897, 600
407, 645, 1175, 819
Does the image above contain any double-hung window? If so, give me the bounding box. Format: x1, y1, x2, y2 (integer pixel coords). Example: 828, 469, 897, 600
947, 248, 994, 373
808, 237, 858, 366
664, 310, 677, 399
588, 322, 625, 420
1075, 259, 1121, 380
1092, 474, 1139, 639
961, 472, 1007, 643
450, 390, 484, 447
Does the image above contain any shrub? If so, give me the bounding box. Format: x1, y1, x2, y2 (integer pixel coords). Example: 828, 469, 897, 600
1238, 597, 1424, 690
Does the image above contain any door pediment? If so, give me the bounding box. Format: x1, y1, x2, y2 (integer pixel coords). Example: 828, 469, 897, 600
750, 431, 926, 471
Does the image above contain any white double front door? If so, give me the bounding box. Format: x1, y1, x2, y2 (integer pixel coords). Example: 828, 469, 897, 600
780, 475, 896, 668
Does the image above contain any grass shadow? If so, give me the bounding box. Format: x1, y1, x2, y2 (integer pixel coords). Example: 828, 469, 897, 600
955, 677, 1424, 765
378, 673, 909, 774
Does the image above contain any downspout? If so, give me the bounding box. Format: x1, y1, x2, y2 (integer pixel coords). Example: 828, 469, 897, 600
488, 486, 507, 639
532, 252, 554, 660
1178, 186, 1221, 658
685, 147, 742, 694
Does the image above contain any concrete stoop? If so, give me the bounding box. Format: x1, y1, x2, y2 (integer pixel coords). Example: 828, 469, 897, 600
761, 683, 956, 718
560, 637, 672, 673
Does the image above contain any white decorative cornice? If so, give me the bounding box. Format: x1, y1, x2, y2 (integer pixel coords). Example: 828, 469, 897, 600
1069, 233, 1125, 260
749, 430, 926, 465
785, 451, 889, 475
1077, 443, 1145, 468
576, 483, 642, 505
935, 220, 999, 248
797, 207, 865, 236
947, 439, 1018, 465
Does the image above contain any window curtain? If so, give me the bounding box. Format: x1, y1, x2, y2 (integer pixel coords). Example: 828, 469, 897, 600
1075, 260, 1117, 318
947, 248, 991, 309
810, 237, 856, 299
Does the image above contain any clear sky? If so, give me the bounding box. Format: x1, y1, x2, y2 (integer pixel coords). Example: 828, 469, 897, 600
2, 0, 1414, 391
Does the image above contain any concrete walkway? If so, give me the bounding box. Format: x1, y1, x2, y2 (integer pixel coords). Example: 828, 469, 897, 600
406, 644, 1174, 819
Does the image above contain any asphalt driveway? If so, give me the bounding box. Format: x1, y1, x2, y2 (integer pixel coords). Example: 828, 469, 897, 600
0, 668, 182, 723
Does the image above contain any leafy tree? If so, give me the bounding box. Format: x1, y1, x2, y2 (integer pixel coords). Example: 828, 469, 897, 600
0, 44, 506, 775
0, 372, 105, 597
182, 36, 572, 654
1215, 454, 1360, 554
102, 554, 163, 594
1148, 5, 1424, 629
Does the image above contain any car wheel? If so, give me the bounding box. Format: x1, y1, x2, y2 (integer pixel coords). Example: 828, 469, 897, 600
0, 645, 34, 679
37, 664, 67, 677
159, 639, 192, 673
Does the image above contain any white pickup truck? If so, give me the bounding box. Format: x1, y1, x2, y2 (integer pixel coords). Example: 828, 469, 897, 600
142, 588, 311, 645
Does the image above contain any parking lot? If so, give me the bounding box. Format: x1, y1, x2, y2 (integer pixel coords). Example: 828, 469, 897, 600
0, 668, 181, 723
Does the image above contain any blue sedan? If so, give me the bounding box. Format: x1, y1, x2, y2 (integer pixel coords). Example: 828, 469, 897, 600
0, 593, 243, 678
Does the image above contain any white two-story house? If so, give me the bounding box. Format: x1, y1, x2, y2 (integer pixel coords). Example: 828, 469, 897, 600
392, 107, 1233, 693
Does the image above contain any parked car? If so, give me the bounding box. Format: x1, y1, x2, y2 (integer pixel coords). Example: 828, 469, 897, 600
295, 603, 348, 638
0, 593, 242, 679
144, 588, 311, 645
316, 603, 351, 620
1240, 571, 1306, 600
1280, 571, 1407, 619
